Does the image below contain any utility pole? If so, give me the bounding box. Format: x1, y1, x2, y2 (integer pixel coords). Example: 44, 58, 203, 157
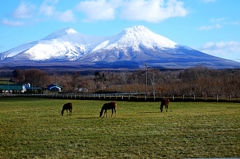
145, 63, 148, 99
145, 64, 155, 100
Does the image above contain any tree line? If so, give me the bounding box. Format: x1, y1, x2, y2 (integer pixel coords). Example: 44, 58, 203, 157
10, 66, 240, 98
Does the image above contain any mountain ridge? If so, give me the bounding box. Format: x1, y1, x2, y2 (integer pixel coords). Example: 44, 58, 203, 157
0, 25, 239, 69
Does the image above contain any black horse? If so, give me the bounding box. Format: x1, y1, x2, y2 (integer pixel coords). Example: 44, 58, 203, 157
100, 102, 117, 117
160, 98, 169, 112
61, 103, 73, 116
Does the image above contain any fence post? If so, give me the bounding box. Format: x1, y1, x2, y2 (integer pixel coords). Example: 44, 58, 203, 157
172, 95, 174, 101
217, 95, 218, 101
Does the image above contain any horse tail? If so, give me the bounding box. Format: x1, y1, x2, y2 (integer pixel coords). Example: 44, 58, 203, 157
113, 102, 117, 116
166, 98, 169, 112
69, 103, 73, 114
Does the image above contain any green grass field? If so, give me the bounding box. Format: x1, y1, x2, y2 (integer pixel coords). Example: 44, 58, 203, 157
0, 97, 239, 158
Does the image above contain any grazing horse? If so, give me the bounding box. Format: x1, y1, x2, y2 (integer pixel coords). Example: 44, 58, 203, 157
160, 98, 169, 112
100, 102, 117, 117
61, 103, 72, 116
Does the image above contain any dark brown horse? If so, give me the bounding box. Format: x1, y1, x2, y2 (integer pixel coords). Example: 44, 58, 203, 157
160, 98, 169, 112
100, 102, 117, 117
61, 103, 73, 116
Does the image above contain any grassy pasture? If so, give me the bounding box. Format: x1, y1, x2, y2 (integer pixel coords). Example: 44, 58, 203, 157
0, 97, 239, 158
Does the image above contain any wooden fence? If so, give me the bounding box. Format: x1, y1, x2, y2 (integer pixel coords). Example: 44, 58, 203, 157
1, 93, 240, 102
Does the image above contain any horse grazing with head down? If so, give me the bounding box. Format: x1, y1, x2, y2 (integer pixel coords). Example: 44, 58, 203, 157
61, 103, 73, 116
100, 102, 117, 117
160, 98, 169, 112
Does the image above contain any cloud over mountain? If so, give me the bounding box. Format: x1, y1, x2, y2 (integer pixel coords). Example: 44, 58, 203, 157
76, 0, 188, 22
1, 0, 189, 27
200, 41, 240, 62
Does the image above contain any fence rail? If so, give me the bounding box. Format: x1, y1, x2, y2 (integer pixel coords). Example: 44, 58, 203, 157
1, 93, 240, 102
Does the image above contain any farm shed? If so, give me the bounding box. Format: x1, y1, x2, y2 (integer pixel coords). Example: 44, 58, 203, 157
0, 84, 26, 93
26, 86, 43, 94
47, 84, 62, 92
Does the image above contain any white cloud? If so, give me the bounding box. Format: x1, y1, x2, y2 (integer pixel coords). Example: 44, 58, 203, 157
200, 41, 240, 62
121, 0, 188, 22
76, 0, 120, 21
210, 17, 225, 23
13, 1, 36, 19
1, 18, 24, 27
197, 24, 222, 30
56, 10, 75, 22
76, 0, 188, 22
39, 0, 75, 22
39, 0, 58, 16
2, 0, 188, 25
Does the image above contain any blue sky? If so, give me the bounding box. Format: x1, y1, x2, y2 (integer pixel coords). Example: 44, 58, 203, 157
0, 0, 240, 62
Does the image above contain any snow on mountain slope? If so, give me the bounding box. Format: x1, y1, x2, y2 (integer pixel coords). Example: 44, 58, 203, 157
0, 41, 37, 60
1, 28, 104, 61
81, 26, 178, 62
92, 26, 176, 52
0, 25, 239, 69
0, 26, 177, 61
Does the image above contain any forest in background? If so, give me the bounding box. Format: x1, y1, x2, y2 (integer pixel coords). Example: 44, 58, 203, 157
2, 66, 240, 98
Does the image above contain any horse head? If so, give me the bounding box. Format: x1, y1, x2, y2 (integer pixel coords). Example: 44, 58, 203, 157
100, 111, 103, 117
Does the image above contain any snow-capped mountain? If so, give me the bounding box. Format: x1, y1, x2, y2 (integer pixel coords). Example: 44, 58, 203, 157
0, 26, 239, 69
0, 28, 104, 61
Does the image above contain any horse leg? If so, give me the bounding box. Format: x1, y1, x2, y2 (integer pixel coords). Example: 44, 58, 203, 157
104, 110, 107, 117
160, 104, 163, 112
166, 105, 168, 112
111, 109, 114, 117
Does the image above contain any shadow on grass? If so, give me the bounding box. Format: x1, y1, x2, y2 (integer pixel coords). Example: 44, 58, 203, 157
76, 117, 99, 120
138, 111, 160, 114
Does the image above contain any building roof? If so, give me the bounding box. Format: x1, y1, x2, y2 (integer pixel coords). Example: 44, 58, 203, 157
0, 84, 24, 91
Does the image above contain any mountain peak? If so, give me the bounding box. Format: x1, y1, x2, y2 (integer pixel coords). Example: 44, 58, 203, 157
123, 25, 150, 33
116, 25, 176, 49
43, 27, 78, 40
53, 27, 78, 35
